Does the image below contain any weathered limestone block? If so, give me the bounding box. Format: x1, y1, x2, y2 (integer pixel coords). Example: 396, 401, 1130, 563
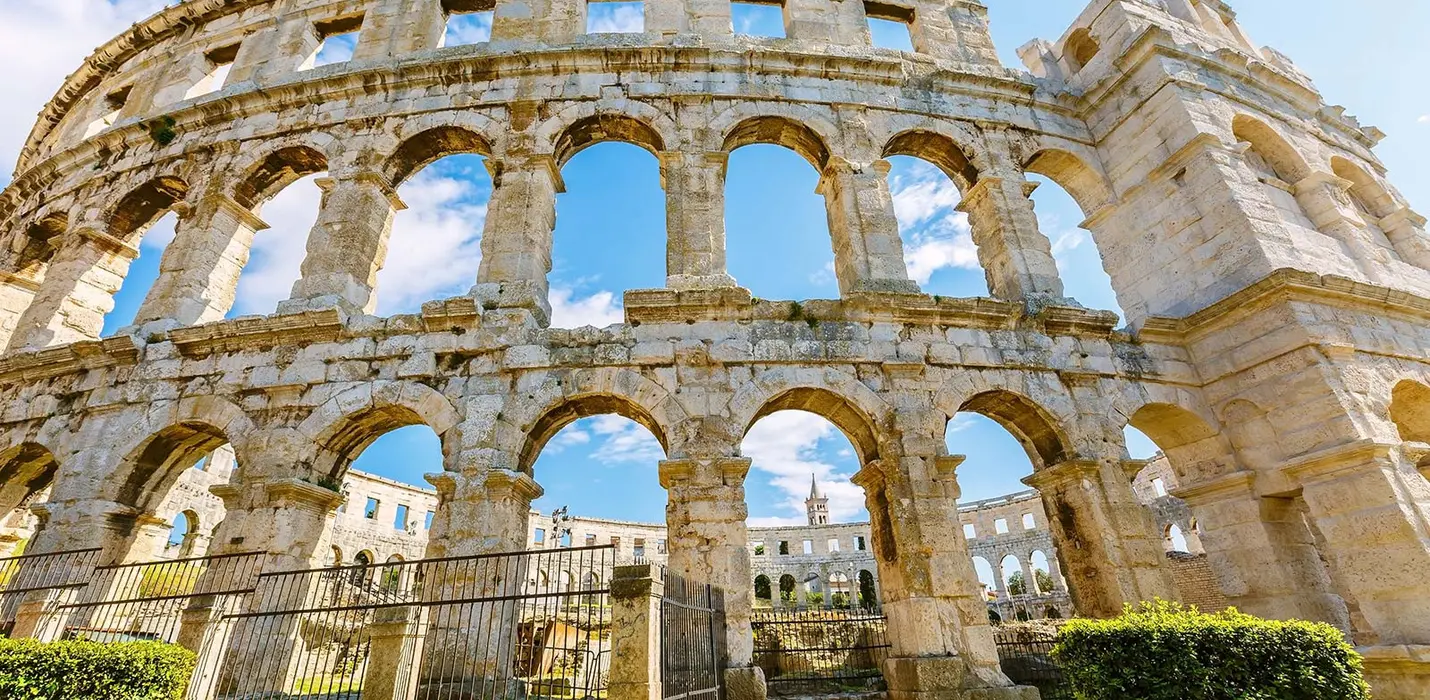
663, 151, 737, 290
821, 159, 920, 296
280, 173, 405, 316
957, 175, 1064, 304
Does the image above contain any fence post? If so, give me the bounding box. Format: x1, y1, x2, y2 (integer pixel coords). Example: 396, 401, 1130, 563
610, 563, 664, 700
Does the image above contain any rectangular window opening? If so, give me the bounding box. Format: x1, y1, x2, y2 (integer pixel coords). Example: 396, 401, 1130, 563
753, 542, 766, 556
185, 44, 240, 100
585, 534, 597, 547
963, 524, 976, 539
586, 1, 645, 34
443, 6, 494, 46
425, 511, 435, 529
306, 15, 365, 70
657, 539, 667, 554
802, 539, 814, 555
994, 518, 1009, 535
779, 541, 790, 555
560, 532, 573, 547
85, 86, 132, 139
611, 536, 621, 549
855, 536, 867, 551
634, 538, 646, 559
731, 1, 785, 38
364, 497, 380, 520
864, 2, 914, 52
1022, 513, 1036, 530
394, 504, 410, 530
1152, 478, 1168, 497
827, 538, 840, 553
534, 528, 547, 544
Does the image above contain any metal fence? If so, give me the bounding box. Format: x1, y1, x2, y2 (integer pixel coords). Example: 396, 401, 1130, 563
55, 551, 266, 644
187, 544, 616, 700
994, 629, 1072, 700
0, 548, 103, 636
751, 606, 890, 696
660, 570, 725, 700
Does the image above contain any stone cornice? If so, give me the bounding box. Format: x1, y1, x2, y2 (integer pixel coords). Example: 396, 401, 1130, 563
169, 308, 347, 357
1280, 439, 1400, 484
0, 336, 139, 386
1137, 269, 1430, 345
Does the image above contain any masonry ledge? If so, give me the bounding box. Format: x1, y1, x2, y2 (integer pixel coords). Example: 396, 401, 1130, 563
0, 335, 139, 385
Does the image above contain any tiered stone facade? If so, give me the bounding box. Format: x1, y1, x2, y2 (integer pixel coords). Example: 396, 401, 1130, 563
1, 0, 1429, 697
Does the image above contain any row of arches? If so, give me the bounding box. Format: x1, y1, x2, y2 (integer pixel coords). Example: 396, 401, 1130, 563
753, 570, 878, 608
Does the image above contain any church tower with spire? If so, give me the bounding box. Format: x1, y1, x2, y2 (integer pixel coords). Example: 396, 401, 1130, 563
806, 474, 829, 526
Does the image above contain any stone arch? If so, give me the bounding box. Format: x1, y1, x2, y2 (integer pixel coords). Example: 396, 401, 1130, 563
385, 125, 494, 187
882, 129, 981, 191
949, 388, 1073, 471
778, 573, 797, 603
730, 368, 889, 466
113, 421, 233, 514
1126, 400, 1239, 484
0, 443, 60, 521
231, 144, 331, 210
1331, 156, 1397, 220
1023, 148, 1115, 215
9, 212, 68, 281
1389, 380, 1430, 444
1231, 115, 1312, 184
504, 368, 685, 472
108, 175, 190, 244
299, 381, 461, 479
719, 113, 834, 171
1064, 27, 1100, 72
754, 574, 772, 601
536, 102, 676, 166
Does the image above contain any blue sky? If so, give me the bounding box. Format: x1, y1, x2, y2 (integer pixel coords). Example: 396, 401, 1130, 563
2, 0, 1428, 526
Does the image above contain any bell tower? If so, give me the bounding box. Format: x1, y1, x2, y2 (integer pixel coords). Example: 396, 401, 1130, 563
806, 474, 830, 526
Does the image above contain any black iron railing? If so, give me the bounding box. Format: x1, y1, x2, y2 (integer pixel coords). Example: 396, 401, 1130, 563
661, 570, 725, 700
994, 628, 1072, 700
187, 545, 616, 700
751, 606, 890, 696
0, 548, 103, 635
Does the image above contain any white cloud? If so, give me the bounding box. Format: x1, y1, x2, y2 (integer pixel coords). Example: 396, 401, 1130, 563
232, 175, 326, 316
741, 411, 865, 524
1419, 115, 1430, 124
0, 0, 169, 181
586, 3, 645, 33
378, 170, 487, 315
550, 288, 625, 329
588, 414, 664, 465
890, 162, 982, 285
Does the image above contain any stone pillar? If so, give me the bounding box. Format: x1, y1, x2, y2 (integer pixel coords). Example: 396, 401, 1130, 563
662, 151, 737, 290
957, 174, 1065, 304
908, 0, 1000, 66
355, 0, 447, 59
419, 469, 542, 696
6, 231, 137, 351
660, 457, 753, 668
1174, 473, 1349, 628
819, 158, 921, 296
854, 456, 1034, 699
1023, 460, 1176, 618
489, 0, 584, 45
363, 605, 429, 700
1381, 207, 1430, 270
279, 172, 405, 316
609, 564, 664, 700
684, 0, 732, 37
473, 154, 562, 323
1287, 443, 1430, 699
132, 193, 268, 330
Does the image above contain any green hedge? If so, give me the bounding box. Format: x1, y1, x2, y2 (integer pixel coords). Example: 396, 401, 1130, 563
0, 639, 195, 700
1052, 601, 1368, 700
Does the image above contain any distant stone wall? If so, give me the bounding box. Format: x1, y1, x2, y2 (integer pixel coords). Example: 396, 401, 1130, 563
1166, 552, 1230, 613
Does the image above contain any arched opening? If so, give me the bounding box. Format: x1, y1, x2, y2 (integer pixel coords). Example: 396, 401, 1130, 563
379, 131, 492, 315
1045, 606, 1061, 619
857, 570, 877, 610
1331, 157, 1396, 221
1166, 524, 1190, 554
1029, 550, 1054, 595
882, 131, 986, 297
101, 176, 190, 334
724, 116, 837, 299
754, 574, 773, 604
779, 574, 797, 606
1231, 115, 1320, 235
1063, 27, 1099, 73
10, 214, 67, 283
971, 557, 997, 600
1001, 555, 1025, 596
165, 510, 200, 558
0, 444, 58, 557
1390, 380, 1430, 444
549, 115, 667, 328
227, 147, 328, 317
1022, 150, 1123, 318
331, 546, 344, 567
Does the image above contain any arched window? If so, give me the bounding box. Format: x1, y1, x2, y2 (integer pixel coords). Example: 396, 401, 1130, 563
779, 574, 798, 606
857, 570, 878, 609
1064, 28, 1099, 73
1232, 115, 1317, 234
755, 574, 773, 602
1167, 524, 1190, 554
1029, 551, 1054, 595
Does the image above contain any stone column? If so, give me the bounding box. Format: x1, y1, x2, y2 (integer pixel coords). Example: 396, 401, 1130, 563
132, 194, 268, 330
6, 231, 137, 351
355, 0, 447, 59
957, 174, 1065, 304
473, 154, 562, 323
419, 469, 542, 696
609, 564, 664, 700
819, 158, 921, 296
1174, 472, 1349, 628
853, 456, 1033, 699
1380, 207, 1430, 270
1287, 443, 1430, 699
279, 172, 405, 316
662, 151, 737, 290
660, 457, 754, 668
363, 605, 429, 700
490, 0, 584, 45
1023, 459, 1176, 618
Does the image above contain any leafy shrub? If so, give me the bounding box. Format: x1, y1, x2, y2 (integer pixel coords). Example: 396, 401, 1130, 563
1052, 600, 1369, 700
0, 638, 195, 700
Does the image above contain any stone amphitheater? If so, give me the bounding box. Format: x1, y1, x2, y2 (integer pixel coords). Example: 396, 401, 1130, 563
1, 0, 1429, 697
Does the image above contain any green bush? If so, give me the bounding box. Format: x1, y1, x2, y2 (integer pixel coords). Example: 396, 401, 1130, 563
1052, 601, 1369, 700
0, 639, 195, 700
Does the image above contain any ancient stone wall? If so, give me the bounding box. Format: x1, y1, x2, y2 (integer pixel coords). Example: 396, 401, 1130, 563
1, 0, 1429, 697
